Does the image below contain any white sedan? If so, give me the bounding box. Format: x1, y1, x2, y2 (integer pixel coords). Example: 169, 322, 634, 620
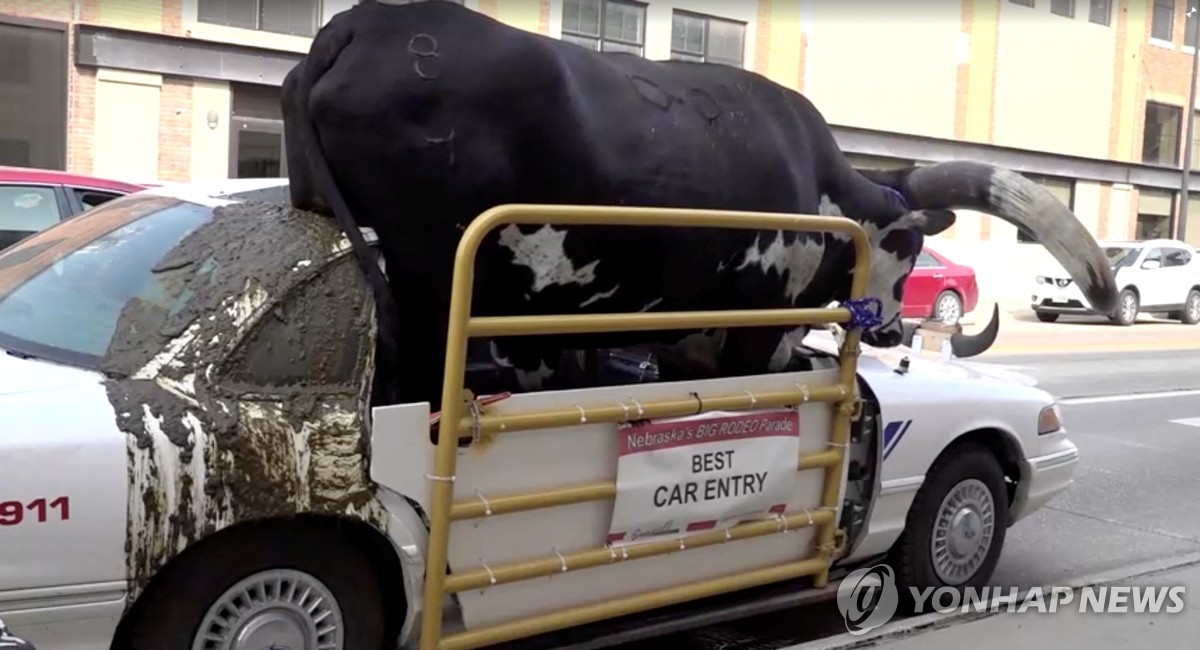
0, 180, 1078, 650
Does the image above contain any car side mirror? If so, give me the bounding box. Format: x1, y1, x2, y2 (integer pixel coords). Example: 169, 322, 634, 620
1142, 260, 1161, 270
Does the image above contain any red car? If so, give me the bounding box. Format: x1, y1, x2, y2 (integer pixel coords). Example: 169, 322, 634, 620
0, 166, 146, 251
901, 247, 979, 323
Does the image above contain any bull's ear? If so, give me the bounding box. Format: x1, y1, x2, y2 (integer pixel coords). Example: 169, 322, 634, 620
892, 209, 955, 236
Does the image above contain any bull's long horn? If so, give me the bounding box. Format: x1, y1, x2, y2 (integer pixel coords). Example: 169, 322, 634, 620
862, 161, 1119, 316
949, 303, 1001, 358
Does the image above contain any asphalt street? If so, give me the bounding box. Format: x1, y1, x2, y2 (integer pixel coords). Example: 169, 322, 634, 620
605, 347, 1200, 650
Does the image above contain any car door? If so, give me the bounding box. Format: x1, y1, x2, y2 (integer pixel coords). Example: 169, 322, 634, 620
0, 184, 69, 251
1134, 247, 1170, 307
902, 250, 943, 318
1161, 246, 1194, 307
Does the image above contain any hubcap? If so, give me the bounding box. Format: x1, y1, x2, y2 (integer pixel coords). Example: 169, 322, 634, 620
931, 479, 995, 585
192, 569, 344, 650
1121, 294, 1137, 321
936, 296, 961, 323
1188, 294, 1200, 321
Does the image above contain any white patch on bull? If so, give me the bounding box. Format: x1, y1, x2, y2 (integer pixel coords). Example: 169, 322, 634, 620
498, 224, 599, 292
132, 322, 202, 380
863, 218, 919, 333
292, 259, 313, 271
640, 297, 663, 312
736, 231, 825, 302
208, 335, 220, 345
514, 361, 555, 391
768, 326, 812, 372
818, 194, 845, 217
223, 278, 270, 330
579, 284, 620, 307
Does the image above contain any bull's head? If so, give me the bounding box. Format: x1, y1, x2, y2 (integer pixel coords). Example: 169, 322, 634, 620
849, 160, 1118, 354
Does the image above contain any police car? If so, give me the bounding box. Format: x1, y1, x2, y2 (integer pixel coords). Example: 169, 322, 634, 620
0, 180, 1078, 650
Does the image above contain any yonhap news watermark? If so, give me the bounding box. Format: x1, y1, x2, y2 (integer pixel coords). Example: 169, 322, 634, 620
836, 564, 1188, 635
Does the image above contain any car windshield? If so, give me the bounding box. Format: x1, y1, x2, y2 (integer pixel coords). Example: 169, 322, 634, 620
0, 193, 217, 368
1104, 246, 1140, 269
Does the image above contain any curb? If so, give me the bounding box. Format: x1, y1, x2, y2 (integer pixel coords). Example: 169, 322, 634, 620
780, 550, 1200, 650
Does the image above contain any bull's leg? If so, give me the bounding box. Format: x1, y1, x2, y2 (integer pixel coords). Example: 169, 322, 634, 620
716, 326, 791, 379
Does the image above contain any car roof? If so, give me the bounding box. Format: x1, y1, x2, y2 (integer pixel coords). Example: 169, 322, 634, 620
0, 165, 147, 193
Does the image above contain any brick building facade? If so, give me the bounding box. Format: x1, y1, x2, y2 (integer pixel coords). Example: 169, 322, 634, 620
3, 0, 1200, 257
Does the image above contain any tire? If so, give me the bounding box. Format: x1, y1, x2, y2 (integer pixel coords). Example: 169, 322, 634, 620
888, 443, 1008, 612
1110, 288, 1139, 326
1181, 289, 1200, 325
932, 291, 963, 324
1034, 311, 1059, 323
120, 523, 387, 650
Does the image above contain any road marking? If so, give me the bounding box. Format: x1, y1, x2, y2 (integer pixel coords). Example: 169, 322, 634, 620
1060, 389, 1200, 406
1170, 417, 1200, 428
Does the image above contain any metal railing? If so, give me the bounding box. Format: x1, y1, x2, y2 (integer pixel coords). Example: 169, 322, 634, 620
418, 204, 872, 650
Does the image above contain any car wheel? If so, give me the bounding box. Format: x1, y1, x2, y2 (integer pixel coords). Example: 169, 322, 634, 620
1034, 310, 1059, 323
1110, 288, 1139, 326
1182, 289, 1200, 325
933, 291, 963, 324
888, 443, 1008, 612
119, 523, 387, 650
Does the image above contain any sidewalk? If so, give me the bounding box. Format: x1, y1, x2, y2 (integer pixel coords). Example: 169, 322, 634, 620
954, 302, 1200, 356
786, 553, 1200, 650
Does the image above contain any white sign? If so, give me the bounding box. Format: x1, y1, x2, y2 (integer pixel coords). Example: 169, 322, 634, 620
606, 409, 802, 547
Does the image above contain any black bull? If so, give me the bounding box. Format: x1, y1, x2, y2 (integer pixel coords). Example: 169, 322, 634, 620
281, 1, 1118, 411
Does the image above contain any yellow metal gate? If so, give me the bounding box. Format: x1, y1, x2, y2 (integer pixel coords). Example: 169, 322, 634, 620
418, 204, 872, 650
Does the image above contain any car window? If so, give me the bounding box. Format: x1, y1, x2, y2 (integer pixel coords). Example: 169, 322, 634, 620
1105, 246, 1141, 268
0, 185, 62, 250
221, 254, 370, 388
72, 188, 124, 212
0, 194, 217, 367
915, 251, 939, 268
1143, 248, 1164, 267
1163, 248, 1192, 268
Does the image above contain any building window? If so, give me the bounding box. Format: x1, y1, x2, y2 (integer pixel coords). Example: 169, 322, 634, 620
1009, 0, 1034, 6
1137, 188, 1173, 240
0, 20, 67, 170
198, 0, 321, 37
1089, 0, 1111, 25
561, 0, 647, 56
1152, 0, 1175, 41
1017, 175, 1075, 242
1143, 102, 1182, 166
671, 11, 746, 68
1187, 4, 1200, 47
1051, 0, 1075, 17
230, 83, 288, 178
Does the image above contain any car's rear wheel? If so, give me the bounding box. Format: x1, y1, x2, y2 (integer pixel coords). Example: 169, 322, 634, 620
888, 442, 1008, 612
1034, 310, 1059, 323
933, 291, 963, 324
120, 523, 387, 650
1110, 288, 1139, 326
1180, 289, 1200, 325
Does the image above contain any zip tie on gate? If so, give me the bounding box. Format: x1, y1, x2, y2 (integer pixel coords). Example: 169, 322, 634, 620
775, 514, 790, 533
743, 390, 757, 407
725, 528, 733, 541
630, 399, 645, 419
678, 536, 687, 551
496, 412, 507, 432
425, 473, 456, 483
795, 383, 810, 403
553, 547, 569, 572
574, 405, 588, 424
467, 399, 483, 444
619, 402, 632, 422
804, 508, 814, 526
481, 561, 497, 586
474, 489, 492, 516
827, 441, 849, 448
689, 391, 704, 413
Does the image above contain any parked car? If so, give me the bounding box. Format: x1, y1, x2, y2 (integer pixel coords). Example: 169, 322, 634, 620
1031, 238, 1200, 326
0, 166, 146, 252
901, 247, 979, 324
